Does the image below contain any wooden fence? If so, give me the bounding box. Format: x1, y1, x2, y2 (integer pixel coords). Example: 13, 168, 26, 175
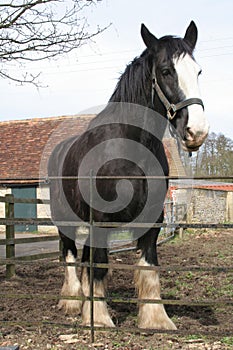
0, 194, 186, 279
0, 194, 61, 278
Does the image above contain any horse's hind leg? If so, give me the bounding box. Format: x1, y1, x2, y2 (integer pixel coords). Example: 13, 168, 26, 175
81, 242, 115, 327
135, 226, 176, 330
58, 228, 83, 314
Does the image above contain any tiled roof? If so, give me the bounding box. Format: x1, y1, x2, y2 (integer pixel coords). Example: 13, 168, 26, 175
0, 115, 186, 185
169, 183, 233, 193
0, 115, 93, 184
193, 184, 233, 192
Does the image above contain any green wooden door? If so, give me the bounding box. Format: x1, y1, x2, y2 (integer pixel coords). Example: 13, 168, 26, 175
12, 187, 37, 232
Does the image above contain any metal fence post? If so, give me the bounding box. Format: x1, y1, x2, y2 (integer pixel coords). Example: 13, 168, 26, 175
59, 236, 64, 262
5, 193, 15, 278
89, 170, 95, 343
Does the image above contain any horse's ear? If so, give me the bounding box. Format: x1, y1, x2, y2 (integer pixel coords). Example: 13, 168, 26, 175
141, 24, 158, 51
184, 21, 198, 51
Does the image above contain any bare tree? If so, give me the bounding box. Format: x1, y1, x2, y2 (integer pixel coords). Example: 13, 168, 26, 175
193, 132, 233, 180
0, 0, 107, 85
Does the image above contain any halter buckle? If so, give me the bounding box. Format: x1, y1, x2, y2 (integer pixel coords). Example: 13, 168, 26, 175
167, 104, 177, 120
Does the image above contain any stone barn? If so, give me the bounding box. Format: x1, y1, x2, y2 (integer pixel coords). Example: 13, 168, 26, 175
170, 182, 233, 224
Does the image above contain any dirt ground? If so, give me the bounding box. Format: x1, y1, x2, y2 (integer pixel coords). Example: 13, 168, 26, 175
0, 229, 232, 350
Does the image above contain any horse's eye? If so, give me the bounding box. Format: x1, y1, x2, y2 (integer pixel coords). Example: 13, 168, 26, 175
162, 69, 170, 76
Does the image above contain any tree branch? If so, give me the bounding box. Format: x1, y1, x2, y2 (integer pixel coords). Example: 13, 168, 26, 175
0, 0, 108, 85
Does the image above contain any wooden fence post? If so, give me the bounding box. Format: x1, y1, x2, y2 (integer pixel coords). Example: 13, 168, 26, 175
179, 227, 184, 239
5, 193, 15, 278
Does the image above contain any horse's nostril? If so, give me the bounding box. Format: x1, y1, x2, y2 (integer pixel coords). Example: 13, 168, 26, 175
185, 127, 195, 141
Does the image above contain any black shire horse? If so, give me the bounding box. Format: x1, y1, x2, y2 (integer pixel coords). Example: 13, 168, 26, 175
48, 21, 209, 329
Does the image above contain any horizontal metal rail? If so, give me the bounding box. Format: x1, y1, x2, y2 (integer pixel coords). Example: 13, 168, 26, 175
94, 222, 233, 229
0, 258, 232, 273
0, 218, 232, 228
0, 175, 232, 183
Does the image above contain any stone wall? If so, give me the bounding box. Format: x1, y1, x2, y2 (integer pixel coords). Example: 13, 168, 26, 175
191, 189, 227, 223
174, 188, 231, 224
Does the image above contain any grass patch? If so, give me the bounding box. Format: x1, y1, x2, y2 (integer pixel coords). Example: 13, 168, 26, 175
221, 337, 233, 346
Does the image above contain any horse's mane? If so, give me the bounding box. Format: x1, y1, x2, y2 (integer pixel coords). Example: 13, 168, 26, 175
109, 35, 193, 106
109, 50, 152, 106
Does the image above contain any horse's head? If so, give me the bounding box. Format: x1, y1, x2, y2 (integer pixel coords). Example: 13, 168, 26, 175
141, 21, 209, 152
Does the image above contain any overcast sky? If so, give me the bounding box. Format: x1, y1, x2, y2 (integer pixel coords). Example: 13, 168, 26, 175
0, 0, 232, 139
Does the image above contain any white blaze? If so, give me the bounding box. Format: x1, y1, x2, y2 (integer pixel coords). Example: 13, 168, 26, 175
174, 54, 209, 148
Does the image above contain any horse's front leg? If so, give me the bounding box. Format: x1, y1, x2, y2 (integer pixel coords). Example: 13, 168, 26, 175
58, 229, 83, 314
135, 227, 177, 330
81, 243, 115, 327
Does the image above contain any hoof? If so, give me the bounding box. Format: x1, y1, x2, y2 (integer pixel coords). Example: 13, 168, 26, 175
58, 298, 83, 315
138, 316, 177, 330
58, 278, 83, 315
81, 268, 114, 328
135, 258, 177, 330
82, 300, 115, 328
138, 303, 177, 330
59, 250, 83, 314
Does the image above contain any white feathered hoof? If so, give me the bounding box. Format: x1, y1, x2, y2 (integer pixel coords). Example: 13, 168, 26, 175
138, 303, 177, 330
135, 258, 177, 330
82, 300, 115, 327
58, 250, 83, 315
81, 268, 115, 327
58, 297, 83, 315
58, 280, 83, 315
